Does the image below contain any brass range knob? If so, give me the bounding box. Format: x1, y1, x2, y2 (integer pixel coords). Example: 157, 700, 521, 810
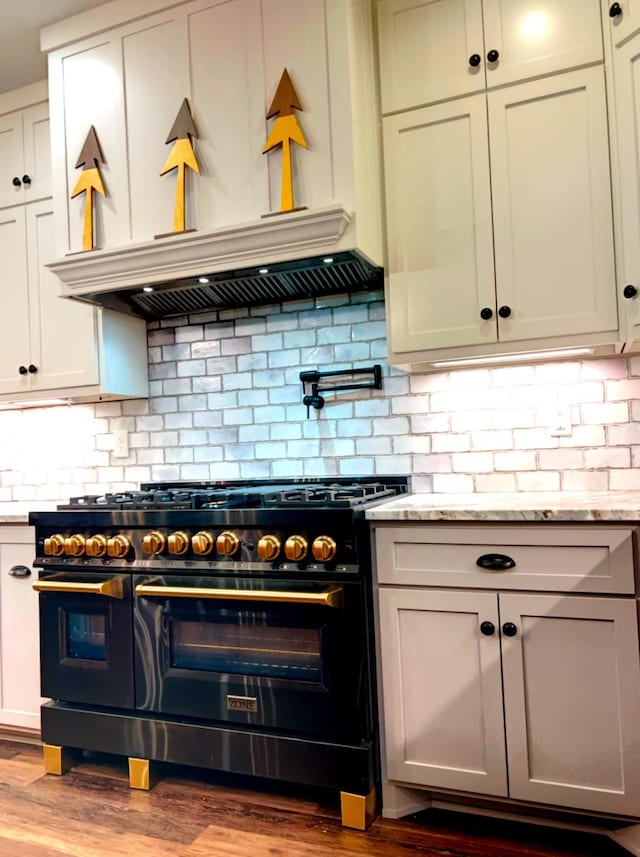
107, 534, 131, 559
64, 534, 86, 557
216, 531, 240, 557
284, 535, 308, 562
312, 535, 337, 563
257, 534, 281, 561
44, 534, 65, 556
168, 531, 190, 555
192, 531, 215, 555
85, 535, 108, 558
143, 530, 166, 555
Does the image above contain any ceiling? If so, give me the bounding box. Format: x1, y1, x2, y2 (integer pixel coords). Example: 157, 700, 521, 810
0, 0, 109, 95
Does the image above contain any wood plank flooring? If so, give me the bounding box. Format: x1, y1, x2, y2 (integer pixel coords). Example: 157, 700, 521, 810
0, 738, 630, 857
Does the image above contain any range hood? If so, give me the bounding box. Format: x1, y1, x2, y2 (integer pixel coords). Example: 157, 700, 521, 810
48, 205, 383, 321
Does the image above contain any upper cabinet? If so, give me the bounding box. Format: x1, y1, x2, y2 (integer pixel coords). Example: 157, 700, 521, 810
378, 0, 604, 113
0, 96, 51, 209
607, 0, 640, 46
378, 0, 621, 370
44, 0, 383, 273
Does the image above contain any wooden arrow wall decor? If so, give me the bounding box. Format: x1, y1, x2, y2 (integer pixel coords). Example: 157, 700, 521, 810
158, 98, 200, 236
263, 68, 308, 214
70, 126, 106, 251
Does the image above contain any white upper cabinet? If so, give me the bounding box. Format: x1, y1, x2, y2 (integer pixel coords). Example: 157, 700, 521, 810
45, 0, 383, 266
607, 0, 640, 46
0, 94, 51, 209
378, 0, 604, 114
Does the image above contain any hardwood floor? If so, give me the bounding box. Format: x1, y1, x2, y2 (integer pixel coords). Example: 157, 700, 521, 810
0, 738, 630, 857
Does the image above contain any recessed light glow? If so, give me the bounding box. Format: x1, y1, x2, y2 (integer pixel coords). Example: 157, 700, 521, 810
258, 268, 269, 274
198, 277, 210, 284
520, 11, 550, 41
142, 286, 154, 293
431, 347, 594, 369
323, 257, 334, 264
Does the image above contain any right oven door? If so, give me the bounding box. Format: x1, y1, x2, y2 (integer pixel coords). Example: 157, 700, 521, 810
133, 574, 370, 739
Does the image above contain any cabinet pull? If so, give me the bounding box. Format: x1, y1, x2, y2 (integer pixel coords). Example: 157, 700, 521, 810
498, 305, 511, 318
28, 364, 38, 374
623, 284, 637, 299
8, 565, 31, 578
480, 621, 495, 636
468, 53, 481, 67
476, 553, 516, 570
22, 175, 31, 186
18, 365, 28, 375
11, 177, 21, 187
487, 49, 500, 63
480, 307, 493, 320
610, 2, 623, 16
502, 622, 518, 637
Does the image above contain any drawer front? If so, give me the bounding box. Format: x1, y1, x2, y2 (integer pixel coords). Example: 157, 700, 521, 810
374, 525, 636, 593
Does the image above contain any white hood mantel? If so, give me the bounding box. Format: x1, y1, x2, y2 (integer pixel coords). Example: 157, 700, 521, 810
48, 205, 383, 319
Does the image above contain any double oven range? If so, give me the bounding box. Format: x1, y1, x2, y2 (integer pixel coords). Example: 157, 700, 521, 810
29, 476, 407, 828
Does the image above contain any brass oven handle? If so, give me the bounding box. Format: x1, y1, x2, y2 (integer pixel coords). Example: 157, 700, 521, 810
135, 583, 344, 608
32, 577, 124, 599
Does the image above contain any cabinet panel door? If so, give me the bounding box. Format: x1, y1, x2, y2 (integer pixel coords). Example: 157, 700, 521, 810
384, 96, 496, 353
500, 592, 640, 815
21, 102, 51, 203
0, 207, 30, 395
490, 67, 617, 342
0, 532, 42, 730
606, 0, 640, 47
377, 0, 484, 113
378, 588, 508, 795
482, 0, 603, 88
189, 0, 267, 228
27, 202, 99, 391
0, 112, 26, 210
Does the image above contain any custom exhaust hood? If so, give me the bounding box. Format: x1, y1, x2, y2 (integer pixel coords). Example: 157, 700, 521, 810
48, 204, 383, 321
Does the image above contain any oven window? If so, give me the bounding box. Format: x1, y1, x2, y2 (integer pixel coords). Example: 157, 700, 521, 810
170, 619, 323, 681
65, 611, 107, 660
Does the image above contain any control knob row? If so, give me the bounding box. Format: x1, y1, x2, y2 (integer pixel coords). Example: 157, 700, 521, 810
44, 533, 131, 558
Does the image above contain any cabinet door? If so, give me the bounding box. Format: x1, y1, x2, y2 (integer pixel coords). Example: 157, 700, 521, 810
0, 207, 31, 395
0, 111, 26, 209
378, 588, 508, 795
377, 0, 485, 113
21, 103, 51, 204
490, 67, 617, 343
26, 201, 100, 392
605, 0, 640, 47
482, 0, 603, 89
500, 592, 640, 815
383, 96, 497, 353
0, 528, 42, 730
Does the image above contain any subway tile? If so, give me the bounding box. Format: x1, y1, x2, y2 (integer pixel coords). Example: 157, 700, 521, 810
562, 470, 609, 491
194, 446, 224, 462
475, 473, 518, 492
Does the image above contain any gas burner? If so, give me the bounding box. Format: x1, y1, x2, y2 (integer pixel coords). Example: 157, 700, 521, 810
263, 482, 396, 508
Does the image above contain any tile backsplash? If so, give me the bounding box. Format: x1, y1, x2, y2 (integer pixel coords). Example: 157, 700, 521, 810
3, 289, 640, 504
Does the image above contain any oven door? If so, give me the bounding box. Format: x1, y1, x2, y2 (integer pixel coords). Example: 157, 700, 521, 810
34, 571, 134, 708
133, 575, 370, 739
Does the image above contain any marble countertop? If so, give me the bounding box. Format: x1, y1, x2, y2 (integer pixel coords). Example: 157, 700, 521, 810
0, 502, 60, 524
365, 492, 640, 522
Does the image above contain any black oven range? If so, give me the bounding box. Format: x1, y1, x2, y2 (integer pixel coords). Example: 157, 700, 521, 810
29, 476, 408, 829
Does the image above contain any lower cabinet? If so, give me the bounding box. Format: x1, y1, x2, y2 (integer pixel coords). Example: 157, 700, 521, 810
0, 525, 42, 730
375, 524, 640, 818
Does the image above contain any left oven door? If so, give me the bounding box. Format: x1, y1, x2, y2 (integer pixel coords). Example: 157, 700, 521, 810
34, 571, 134, 708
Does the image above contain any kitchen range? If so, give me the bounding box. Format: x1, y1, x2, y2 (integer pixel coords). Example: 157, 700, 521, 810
28, 476, 407, 829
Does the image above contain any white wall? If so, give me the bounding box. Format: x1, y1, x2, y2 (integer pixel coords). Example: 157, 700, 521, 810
2, 290, 640, 503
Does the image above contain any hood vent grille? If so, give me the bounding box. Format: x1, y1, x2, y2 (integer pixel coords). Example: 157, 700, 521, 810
81, 251, 383, 320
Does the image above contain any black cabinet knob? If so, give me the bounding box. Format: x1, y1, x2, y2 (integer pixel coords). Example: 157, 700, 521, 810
610, 2, 623, 16
476, 552, 516, 570
22, 174, 31, 186
469, 53, 482, 67
502, 622, 518, 637
28, 364, 38, 374
623, 284, 638, 299
480, 307, 493, 320
487, 49, 500, 63
11, 177, 21, 187
18, 365, 27, 375
498, 305, 512, 318
480, 621, 496, 636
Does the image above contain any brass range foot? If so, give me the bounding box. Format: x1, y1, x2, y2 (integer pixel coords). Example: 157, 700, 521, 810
340, 787, 377, 830
128, 757, 160, 790
43, 744, 82, 776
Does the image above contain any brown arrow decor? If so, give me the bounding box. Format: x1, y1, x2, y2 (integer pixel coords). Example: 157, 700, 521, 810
159, 98, 200, 235
263, 68, 308, 214
70, 126, 106, 251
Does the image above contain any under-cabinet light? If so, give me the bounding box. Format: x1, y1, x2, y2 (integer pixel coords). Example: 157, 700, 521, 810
323, 257, 334, 264
430, 347, 595, 369
142, 286, 154, 292
197, 277, 210, 284
258, 268, 269, 274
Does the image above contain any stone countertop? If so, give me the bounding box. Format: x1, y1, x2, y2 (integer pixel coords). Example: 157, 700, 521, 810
0, 503, 61, 524
365, 492, 640, 523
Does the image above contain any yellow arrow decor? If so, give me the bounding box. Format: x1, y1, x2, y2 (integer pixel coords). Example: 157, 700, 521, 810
160, 98, 200, 234
263, 69, 308, 213
71, 126, 106, 251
